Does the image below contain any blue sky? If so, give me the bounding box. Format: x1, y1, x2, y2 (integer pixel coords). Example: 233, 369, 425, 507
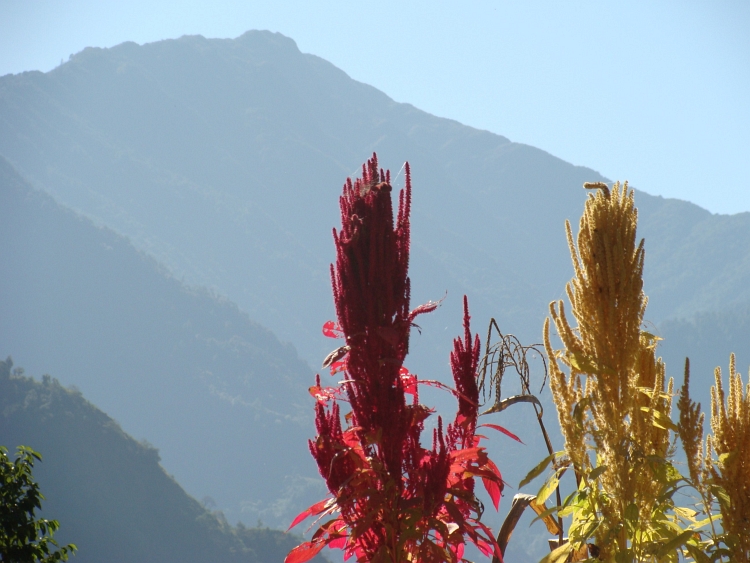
2, 0, 748, 214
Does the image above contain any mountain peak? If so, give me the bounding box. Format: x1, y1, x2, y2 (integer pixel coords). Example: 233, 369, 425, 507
235, 29, 301, 54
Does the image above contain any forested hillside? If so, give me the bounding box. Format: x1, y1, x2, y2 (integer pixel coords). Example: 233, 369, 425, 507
0, 358, 325, 563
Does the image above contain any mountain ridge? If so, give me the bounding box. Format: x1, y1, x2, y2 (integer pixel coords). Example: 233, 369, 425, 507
3, 29, 750, 562
0, 31, 738, 353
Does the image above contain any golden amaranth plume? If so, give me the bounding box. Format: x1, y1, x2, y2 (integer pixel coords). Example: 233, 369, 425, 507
706, 354, 750, 561
544, 182, 674, 557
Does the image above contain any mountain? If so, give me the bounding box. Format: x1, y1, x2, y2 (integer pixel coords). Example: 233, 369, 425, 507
657, 303, 750, 409
0, 156, 324, 527
3, 31, 750, 368
0, 357, 325, 563
2, 29, 750, 562
0, 157, 550, 562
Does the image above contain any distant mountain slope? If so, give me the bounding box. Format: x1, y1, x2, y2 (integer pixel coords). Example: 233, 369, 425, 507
2, 30, 749, 370
2, 28, 749, 561
657, 303, 750, 408
638, 197, 750, 323
0, 358, 324, 563
0, 156, 323, 527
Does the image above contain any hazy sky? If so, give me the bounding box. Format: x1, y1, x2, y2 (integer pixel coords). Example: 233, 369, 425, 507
2, 0, 748, 214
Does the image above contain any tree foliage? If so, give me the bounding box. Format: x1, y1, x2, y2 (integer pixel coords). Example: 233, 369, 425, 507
0, 446, 76, 563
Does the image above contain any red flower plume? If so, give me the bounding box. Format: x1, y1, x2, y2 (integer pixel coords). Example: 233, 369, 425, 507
289, 155, 507, 563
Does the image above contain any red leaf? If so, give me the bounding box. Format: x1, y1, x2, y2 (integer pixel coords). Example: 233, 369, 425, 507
400, 367, 418, 395
328, 536, 347, 549
344, 545, 364, 561
309, 385, 345, 403
329, 360, 347, 375
484, 458, 503, 481
341, 429, 362, 448
375, 325, 402, 346
475, 539, 493, 557
322, 321, 344, 339
482, 476, 501, 511
480, 423, 523, 444
415, 379, 478, 407
288, 499, 331, 530
449, 447, 482, 461
473, 520, 503, 563
285, 541, 326, 563
408, 300, 439, 321
464, 467, 502, 481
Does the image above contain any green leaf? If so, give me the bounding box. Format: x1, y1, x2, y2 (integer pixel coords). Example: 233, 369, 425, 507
536, 471, 560, 505
557, 503, 581, 518
615, 549, 634, 563
691, 513, 721, 529
570, 518, 600, 541
538, 542, 573, 563
641, 331, 663, 349
637, 387, 672, 399
568, 352, 597, 373
557, 489, 581, 517
624, 503, 639, 535
656, 529, 695, 559
640, 406, 679, 431
718, 450, 737, 466
672, 506, 698, 521
569, 352, 615, 375
587, 464, 607, 481
624, 503, 639, 522
518, 453, 556, 489
685, 543, 712, 563
709, 484, 731, 509
529, 504, 560, 528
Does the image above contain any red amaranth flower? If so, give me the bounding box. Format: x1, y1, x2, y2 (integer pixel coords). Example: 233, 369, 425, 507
330, 155, 417, 483
287, 154, 506, 563
450, 295, 481, 446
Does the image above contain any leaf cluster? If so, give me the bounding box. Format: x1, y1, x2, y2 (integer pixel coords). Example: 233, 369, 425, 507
0, 446, 76, 563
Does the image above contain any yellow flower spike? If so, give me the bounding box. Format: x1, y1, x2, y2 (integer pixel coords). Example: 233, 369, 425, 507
706, 354, 750, 561
544, 182, 683, 561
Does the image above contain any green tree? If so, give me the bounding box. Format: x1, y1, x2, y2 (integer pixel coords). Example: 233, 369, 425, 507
0, 446, 76, 562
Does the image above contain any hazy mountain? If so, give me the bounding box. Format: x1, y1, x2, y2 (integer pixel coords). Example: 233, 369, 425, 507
3, 30, 750, 368
0, 156, 324, 527
657, 303, 750, 410
0, 357, 326, 563
2, 29, 750, 562
0, 156, 552, 561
